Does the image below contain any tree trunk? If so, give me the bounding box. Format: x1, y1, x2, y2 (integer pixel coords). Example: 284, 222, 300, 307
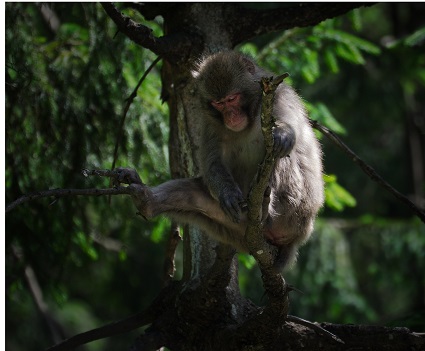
161, 3, 237, 284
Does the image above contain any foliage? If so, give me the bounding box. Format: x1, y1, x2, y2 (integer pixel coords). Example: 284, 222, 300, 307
5, 3, 425, 350
6, 3, 168, 349
323, 174, 357, 212
241, 218, 425, 329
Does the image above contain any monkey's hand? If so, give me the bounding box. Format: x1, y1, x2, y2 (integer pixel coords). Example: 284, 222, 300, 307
273, 126, 296, 158
218, 186, 246, 223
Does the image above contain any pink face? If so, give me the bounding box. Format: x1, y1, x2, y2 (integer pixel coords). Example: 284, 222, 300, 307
211, 93, 249, 132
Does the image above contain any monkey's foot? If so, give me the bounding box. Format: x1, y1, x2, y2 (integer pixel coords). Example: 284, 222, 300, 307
113, 167, 144, 186
113, 167, 154, 219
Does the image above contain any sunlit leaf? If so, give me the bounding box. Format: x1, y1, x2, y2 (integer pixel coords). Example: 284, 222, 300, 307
306, 102, 347, 135
404, 26, 425, 46
321, 28, 381, 55
335, 43, 364, 65
324, 48, 339, 73
73, 232, 99, 260
151, 217, 171, 243
324, 174, 357, 212
238, 253, 257, 270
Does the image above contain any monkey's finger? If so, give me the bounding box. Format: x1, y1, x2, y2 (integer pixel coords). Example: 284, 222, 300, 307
239, 200, 248, 212
221, 199, 241, 223
274, 138, 294, 158
228, 202, 242, 223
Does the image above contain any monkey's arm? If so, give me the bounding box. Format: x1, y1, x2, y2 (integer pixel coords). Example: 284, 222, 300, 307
113, 168, 249, 251
201, 134, 245, 223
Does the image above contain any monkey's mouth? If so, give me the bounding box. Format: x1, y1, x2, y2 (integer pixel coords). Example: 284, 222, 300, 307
224, 113, 249, 132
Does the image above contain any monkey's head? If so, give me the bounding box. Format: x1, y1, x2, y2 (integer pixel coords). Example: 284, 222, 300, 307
193, 51, 263, 132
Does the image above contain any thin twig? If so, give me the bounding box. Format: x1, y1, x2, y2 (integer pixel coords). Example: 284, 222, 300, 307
46, 310, 154, 351
6, 187, 132, 213
13, 246, 66, 344
6, 169, 131, 213
310, 120, 425, 223
287, 315, 345, 344
45, 281, 181, 351
111, 56, 162, 171
101, 3, 200, 60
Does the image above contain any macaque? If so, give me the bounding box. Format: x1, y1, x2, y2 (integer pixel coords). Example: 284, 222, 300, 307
118, 51, 324, 269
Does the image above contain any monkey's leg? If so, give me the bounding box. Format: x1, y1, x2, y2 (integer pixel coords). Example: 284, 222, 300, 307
130, 177, 243, 232
131, 177, 249, 250
116, 168, 264, 252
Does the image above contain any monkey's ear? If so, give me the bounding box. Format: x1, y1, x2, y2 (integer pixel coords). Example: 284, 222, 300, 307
191, 56, 205, 78
241, 56, 256, 75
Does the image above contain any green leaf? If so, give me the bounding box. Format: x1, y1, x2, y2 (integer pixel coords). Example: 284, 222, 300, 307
404, 26, 425, 47
349, 8, 362, 32
238, 253, 257, 270
335, 43, 365, 65
306, 102, 347, 135
300, 48, 320, 83
324, 48, 339, 73
73, 232, 99, 260
324, 174, 357, 212
151, 217, 171, 243
322, 29, 381, 55
119, 249, 128, 261
239, 42, 258, 57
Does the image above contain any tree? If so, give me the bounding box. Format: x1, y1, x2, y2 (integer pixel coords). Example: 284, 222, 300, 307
5, 3, 425, 351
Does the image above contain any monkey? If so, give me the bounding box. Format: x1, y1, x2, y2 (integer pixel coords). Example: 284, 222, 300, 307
117, 51, 324, 269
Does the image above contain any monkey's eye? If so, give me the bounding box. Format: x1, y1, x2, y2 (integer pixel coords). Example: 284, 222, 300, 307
211, 100, 224, 108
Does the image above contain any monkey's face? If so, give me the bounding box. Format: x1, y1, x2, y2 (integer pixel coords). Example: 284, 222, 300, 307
195, 52, 262, 132
210, 93, 249, 132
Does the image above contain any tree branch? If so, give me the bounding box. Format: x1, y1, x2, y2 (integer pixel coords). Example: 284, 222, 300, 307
287, 315, 344, 344
229, 3, 372, 45
6, 169, 133, 213
13, 246, 66, 344
101, 3, 201, 63
244, 74, 290, 317
310, 120, 425, 223
5, 187, 132, 213
46, 310, 153, 351
46, 281, 182, 351
111, 56, 162, 172
122, 2, 179, 21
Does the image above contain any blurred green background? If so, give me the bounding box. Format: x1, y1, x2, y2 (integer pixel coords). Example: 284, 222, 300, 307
5, 3, 425, 350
